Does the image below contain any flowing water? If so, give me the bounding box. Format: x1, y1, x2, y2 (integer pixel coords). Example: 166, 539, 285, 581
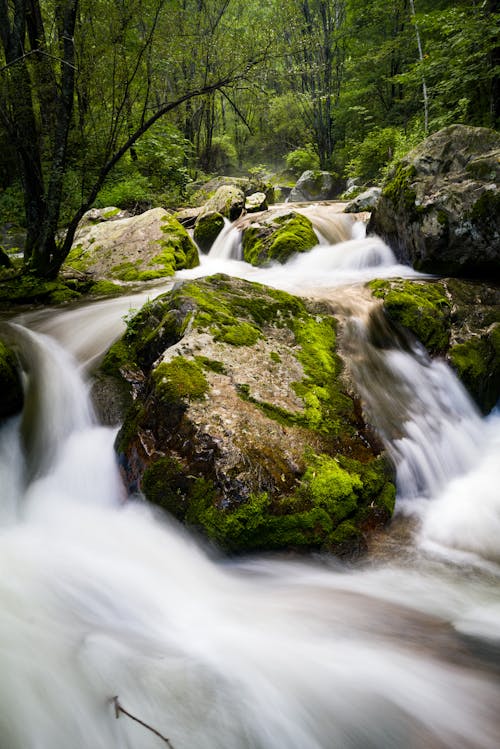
1, 206, 499, 748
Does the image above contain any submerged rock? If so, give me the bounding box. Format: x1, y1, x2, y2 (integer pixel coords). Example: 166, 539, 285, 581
370, 278, 500, 413
103, 275, 395, 556
66, 207, 199, 281
368, 125, 500, 280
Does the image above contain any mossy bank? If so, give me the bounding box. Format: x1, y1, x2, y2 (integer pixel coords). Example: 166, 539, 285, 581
369, 277, 500, 413
103, 274, 395, 557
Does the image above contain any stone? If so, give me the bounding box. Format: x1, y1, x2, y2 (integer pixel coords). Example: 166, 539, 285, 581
203, 185, 245, 221
289, 170, 345, 201
344, 187, 381, 213
65, 207, 199, 281
368, 125, 500, 280
245, 192, 268, 213
103, 275, 395, 557
241, 210, 318, 266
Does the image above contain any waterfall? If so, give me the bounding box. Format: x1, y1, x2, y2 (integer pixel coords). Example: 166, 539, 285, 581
1, 228, 500, 748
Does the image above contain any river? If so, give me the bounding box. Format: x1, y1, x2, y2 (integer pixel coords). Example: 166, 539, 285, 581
1, 211, 499, 748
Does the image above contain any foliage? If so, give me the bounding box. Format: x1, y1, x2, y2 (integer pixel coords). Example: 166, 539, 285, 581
285, 147, 320, 176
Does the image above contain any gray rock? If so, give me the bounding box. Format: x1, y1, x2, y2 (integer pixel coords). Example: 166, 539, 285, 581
289, 170, 344, 202
344, 187, 381, 213
245, 192, 268, 213
368, 125, 500, 280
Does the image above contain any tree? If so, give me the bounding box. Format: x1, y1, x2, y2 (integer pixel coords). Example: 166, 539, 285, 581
0, 0, 266, 278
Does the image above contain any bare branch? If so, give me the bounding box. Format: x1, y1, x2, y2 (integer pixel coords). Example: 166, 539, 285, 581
111, 696, 176, 748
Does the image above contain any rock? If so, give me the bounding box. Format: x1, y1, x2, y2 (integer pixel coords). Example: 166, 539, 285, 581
245, 192, 268, 213
193, 211, 226, 253
188, 176, 275, 206
0, 339, 23, 419
344, 187, 381, 213
77, 206, 130, 228
241, 210, 318, 266
370, 277, 500, 413
65, 207, 199, 281
289, 170, 345, 202
174, 206, 204, 229
203, 185, 245, 221
368, 125, 500, 280
104, 275, 395, 557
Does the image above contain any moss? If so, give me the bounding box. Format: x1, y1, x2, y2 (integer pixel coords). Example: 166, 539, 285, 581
369, 279, 451, 353
156, 213, 199, 271
0, 273, 88, 307
193, 211, 225, 252
449, 324, 500, 413
242, 212, 317, 266
141, 456, 189, 519
196, 356, 227, 374
184, 450, 395, 555
382, 163, 418, 212
270, 351, 281, 363
152, 356, 209, 403
88, 279, 124, 297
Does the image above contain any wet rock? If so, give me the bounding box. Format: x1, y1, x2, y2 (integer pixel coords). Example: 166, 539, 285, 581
368, 125, 500, 280
103, 275, 395, 557
370, 277, 500, 413
245, 192, 268, 213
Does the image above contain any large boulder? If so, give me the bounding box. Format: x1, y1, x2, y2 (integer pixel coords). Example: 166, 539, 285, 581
0, 339, 23, 419
289, 170, 345, 202
368, 125, 500, 280
344, 187, 381, 213
66, 207, 199, 281
369, 277, 500, 413
241, 210, 318, 266
103, 275, 395, 557
203, 185, 245, 221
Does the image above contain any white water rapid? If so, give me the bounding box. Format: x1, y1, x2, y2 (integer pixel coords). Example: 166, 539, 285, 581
2, 207, 499, 749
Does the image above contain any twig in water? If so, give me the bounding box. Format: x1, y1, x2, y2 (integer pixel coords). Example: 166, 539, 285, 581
111, 696, 176, 748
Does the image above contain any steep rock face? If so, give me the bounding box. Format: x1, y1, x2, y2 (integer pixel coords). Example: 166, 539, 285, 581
66, 208, 199, 281
369, 278, 500, 413
368, 125, 500, 280
241, 211, 318, 266
103, 275, 395, 556
0, 339, 23, 419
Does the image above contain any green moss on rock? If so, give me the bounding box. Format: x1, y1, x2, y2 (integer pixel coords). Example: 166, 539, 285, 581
152, 356, 209, 403
449, 324, 500, 414
369, 279, 451, 353
193, 211, 225, 252
242, 212, 318, 266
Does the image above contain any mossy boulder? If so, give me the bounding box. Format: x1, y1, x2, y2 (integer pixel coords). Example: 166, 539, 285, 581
241, 210, 318, 266
65, 207, 199, 281
370, 277, 500, 413
104, 275, 395, 557
193, 211, 225, 252
0, 339, 23, 419
368, 125, 500, 280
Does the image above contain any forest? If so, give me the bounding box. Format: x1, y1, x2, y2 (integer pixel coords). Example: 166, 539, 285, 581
0, 0, 499, 277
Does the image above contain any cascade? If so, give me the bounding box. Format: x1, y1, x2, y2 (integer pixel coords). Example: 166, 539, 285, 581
1, 225, 499, 749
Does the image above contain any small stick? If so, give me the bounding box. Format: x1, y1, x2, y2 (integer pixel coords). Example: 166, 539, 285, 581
111, 696, 176, 748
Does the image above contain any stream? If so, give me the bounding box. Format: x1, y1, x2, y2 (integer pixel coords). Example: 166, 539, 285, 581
1, 209, 499, 748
